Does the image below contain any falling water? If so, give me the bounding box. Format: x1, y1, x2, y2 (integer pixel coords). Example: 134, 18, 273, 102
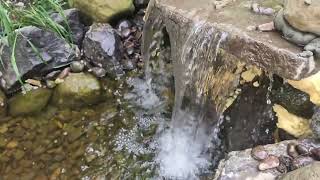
152, 21, 231, 179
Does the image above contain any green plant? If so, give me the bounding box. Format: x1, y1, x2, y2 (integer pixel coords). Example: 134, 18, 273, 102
0, 0, 72, 87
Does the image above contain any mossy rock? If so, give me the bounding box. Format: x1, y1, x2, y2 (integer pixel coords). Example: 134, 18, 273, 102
8, 88, 52, 116
0, 90, 7, 117
52, 73, 102, 108
68, 0, 135, 22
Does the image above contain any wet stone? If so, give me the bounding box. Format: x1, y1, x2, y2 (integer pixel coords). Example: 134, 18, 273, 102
117, 20, 132, 32
281, 162, 320, 180
258, 155, 280, 171
251, 145, 269, 161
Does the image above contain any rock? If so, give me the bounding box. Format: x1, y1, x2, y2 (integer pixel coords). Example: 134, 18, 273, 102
214, 140, 320, 180
287, 143, 299, 158
288, 71, 320, 106
52, 73, 101, 108
8, 87, 52, 116
257, 22, 275, 32
222, 76, 276, 151
271, 82, 314, 119
295, 144, 310, 155
258, 155, 280, 171
280, 162, 320, 180
117, 20, 132, 32
283, 0, 320, 36
311, 147, 320, 160
51, 8, 85, 45
291, 156, 315, 170
274, 9, 317, 46
134, 0, 150, 9
311, 107, 320, 139
273, 104, 312, 138
70, 61, 85, 73
83, 23, 124, 77
305, 38, 320, 59
0, 26, 78, 93
0, 90, 7, 117
90, 67, 106, 78
214, 140, 291, 180
251, 145, 269, 161
68, 0, 135, 22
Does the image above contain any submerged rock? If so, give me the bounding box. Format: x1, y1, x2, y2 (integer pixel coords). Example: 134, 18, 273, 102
68, 0, 135, 22
0, 26, 78, 93
0, 90, 7, 117
280, 162, 320, 180
274, 9, 316, 46
52, 73, 101, 108
83, 23, 124, 77
283, 0, 320, 36
8, 88, 52, 116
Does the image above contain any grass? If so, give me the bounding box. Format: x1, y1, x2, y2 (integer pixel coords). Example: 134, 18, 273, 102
0, 0, 72, 87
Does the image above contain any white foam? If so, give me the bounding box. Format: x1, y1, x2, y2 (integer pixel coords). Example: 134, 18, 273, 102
156, 126, 211, 180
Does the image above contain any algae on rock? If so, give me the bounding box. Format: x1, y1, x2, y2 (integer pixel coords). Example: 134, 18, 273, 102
68, 0, 135, 22
52, 73, 102, 108
8, 88, 52, 116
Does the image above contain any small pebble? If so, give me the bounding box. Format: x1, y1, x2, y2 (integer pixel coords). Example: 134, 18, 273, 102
287, 143, 299, 158
258, 155, 280, 171
251, 145, 269, 160
46, 80, 56, 89
70, 61, 85, 73
121, 29, 131, 38
295, 144, 309, 156
91, 67, 106, 78
58, 68, 70, 79
257, 22, 275, 32
117, 20, 132, 32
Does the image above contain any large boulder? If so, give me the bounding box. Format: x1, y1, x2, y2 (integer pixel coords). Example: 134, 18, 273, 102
0, 26, 78, 93
52, 73, 102, 108
274, 9, 317, 46
283, 0, 320, 36
8, 87, 52, 116
83, 23, 124, 77
280, 162, 320, 180
51, 8, 85, 46
68, 0, 135, 22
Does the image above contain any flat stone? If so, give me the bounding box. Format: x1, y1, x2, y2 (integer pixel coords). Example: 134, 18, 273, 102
144, 0, 320, 80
